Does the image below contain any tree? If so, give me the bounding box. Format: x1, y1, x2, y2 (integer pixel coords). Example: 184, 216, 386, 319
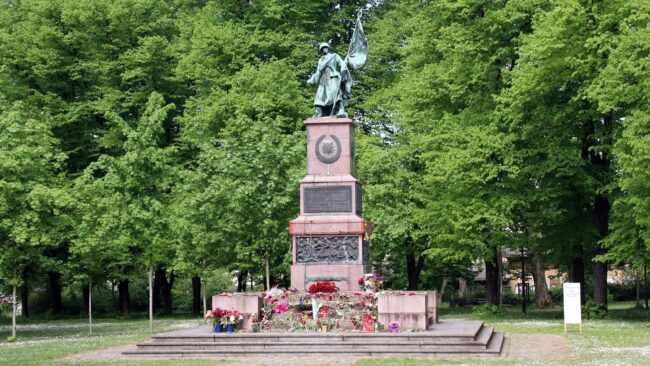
0, 103, 67, 337
74, 92, 177, 330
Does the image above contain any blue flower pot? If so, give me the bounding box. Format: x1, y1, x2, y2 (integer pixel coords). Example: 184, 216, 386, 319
214, 324, 223, 333
226, 323, 235, 332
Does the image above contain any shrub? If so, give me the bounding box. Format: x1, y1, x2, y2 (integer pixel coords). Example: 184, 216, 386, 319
471, 304, 505, 319
502, 289, 520, 305
608, 283, 636, 302
582, 299, 608, 319
549, 287, 563, 304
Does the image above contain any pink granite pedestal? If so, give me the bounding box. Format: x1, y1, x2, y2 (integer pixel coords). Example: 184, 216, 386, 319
289, 117, 371, 291
377, 291, 438, 330
211, 293, 262, 331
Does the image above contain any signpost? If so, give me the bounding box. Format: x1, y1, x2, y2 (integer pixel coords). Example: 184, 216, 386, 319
563, 282, 582, 333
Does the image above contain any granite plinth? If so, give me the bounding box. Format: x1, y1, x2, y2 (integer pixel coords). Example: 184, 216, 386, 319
289, 117, 371, 290
291, 263, 370, 291
377, 291, 438, 330
211, 293, 262, 331
304, 117, 355, 176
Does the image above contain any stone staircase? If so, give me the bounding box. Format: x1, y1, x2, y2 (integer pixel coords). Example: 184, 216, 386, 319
122, 320, 504, 358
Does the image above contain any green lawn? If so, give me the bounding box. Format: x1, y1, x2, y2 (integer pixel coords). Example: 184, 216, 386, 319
359, 302, 650, 366
1, 303, 649, 365
0, 316, 213, 366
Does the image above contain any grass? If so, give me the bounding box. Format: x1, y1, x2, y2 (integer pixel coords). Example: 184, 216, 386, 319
0, 316, 211, 366
358, 301, 650, 366
0, 303, 649, 365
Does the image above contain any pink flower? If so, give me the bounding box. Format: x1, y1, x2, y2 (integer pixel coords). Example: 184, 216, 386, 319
274, 301, 290, 314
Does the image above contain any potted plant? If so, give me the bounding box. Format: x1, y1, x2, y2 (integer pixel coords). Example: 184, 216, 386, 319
387, 322, 400, 333
206, 308, 227, 333
319, 318, 336, 332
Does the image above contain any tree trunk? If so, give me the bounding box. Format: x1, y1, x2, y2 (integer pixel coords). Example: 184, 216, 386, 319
531, 250, 552, 308
593, 195, 610, 305
458, 278, 467, 296
48, 271, 63, 314
485, 249, 500, 305
570, 256, 586, 304
153, 268, 165, 312
265, 255, 271, 291
118, 279, 130, 316
192, 276, 201, 317
497, 248, 503, 306
12, 281, 17, 338
634, 269, 641, 308
437, 278, 448, 304
585, 115, 611, 307
202, 278, 207, 318
82, 286, 90, 315
406, 253, 424, 291
88, 280, 93, 336
405, 235, 424, 291
161, 271, 174, 315
593, 194, 610, 306
237, 271, 247, 292
20, 284, 29, 319
110, 281, 116, 310
149, 266, 154, 333
643, 258, 650, 310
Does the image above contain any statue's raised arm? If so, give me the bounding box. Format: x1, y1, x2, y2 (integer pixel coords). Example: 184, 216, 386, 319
307, 13, 368, 118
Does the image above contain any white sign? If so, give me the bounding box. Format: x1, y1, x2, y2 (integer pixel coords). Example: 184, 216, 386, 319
563, 282, 582, 332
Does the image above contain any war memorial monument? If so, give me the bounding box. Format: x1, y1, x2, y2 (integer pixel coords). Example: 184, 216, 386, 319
123, 14, 504, 359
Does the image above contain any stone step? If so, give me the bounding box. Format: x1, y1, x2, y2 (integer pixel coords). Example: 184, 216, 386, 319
123, 321, 504, 358
473, 326, 495, 348
124, 344, 503, 356
150, 325, 484, 344
135, 340, 492, 351
149, 334, 486, 344
143, 328, 494, 346
486, 331, 505, 354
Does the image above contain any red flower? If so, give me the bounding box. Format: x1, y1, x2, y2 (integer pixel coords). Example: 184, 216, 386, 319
307, 281, 339, 294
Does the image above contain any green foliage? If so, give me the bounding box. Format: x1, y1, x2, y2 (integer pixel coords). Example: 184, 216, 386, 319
471, 304, 505, 319
583, 299, 609, 320
2, 0, 650, 317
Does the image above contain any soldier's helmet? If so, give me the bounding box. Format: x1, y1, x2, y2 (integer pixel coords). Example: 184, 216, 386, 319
319, 42, 330, 52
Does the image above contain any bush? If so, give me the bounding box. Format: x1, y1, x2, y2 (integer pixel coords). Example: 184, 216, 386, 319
502, 289, 520, 305
583, 299, 608, 319
608, 283, 636, 302
549, 287, 563, 304
471, 304, 505, 319
0, 303, 10, 317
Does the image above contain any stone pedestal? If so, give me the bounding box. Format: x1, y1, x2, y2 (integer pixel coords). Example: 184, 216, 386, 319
377, 291, 438, 330
289, 117, 371, 291
211, 293, 262, 331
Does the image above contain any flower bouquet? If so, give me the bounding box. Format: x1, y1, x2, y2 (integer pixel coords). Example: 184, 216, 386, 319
206, 307, 227, 332
359, 273, 383, 293
307, 281, 339, 295
225, 309, 243, 332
